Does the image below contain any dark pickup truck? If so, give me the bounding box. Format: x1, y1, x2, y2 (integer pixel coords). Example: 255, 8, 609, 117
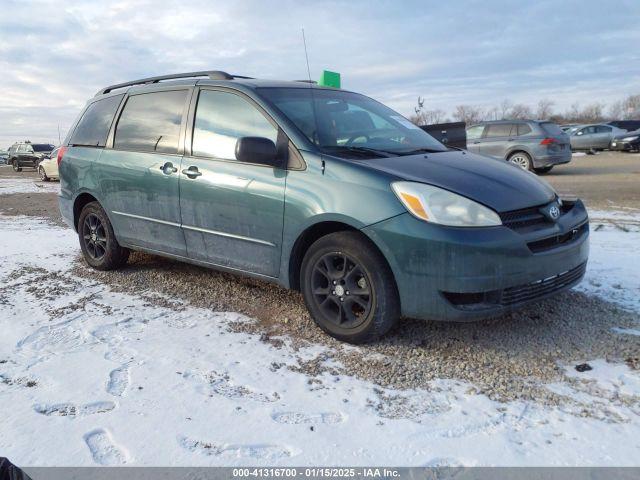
420, 121, 467, 149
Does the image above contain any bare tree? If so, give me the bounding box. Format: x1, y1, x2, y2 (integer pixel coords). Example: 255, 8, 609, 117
452, 105, 484, 124
621, 94, 640, 119
536, 99, 554, 120
507, 103, 533, 120
499, 99, 513, 120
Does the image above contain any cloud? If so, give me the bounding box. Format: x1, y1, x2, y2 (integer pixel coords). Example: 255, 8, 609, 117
1, 0, 639, 145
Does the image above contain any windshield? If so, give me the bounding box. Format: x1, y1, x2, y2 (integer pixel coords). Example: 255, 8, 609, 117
32, 144, 54, 152
257, 87, 447, 157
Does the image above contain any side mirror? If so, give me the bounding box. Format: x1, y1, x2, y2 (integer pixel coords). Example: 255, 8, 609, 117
576, 131, 583, 136
235, 137, 279, 166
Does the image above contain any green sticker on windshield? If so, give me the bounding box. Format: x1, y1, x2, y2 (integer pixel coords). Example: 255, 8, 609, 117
319, 70, 341, 88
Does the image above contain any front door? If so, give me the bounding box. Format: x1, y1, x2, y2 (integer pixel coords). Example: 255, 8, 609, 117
465, 125, 485, 153
480, 123, 515, 158
98, 88, 191, 256
179, 88, 286, 277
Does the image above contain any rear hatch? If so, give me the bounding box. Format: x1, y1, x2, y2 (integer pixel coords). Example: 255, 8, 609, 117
540, 122, 570, 153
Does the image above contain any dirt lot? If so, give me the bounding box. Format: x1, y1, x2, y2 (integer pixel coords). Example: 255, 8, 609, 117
0, 154, 639, 411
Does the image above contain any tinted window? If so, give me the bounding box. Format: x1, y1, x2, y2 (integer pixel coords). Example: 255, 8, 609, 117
114, 90, 187, 154
485, 124, 513, 138
32, 144, 54, 152
517, 124, 532, 136
596, 125, 612, 133
258, 87, 446, 155
70, 94, 124, 147
192, 90, 277, 160
540, 122, 563, 136
466, 125, 484, 140
581, 126, 597, 135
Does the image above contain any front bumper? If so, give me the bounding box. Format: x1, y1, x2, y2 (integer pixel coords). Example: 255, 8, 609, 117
363, 201, 589, 321
610, 139, 640, 151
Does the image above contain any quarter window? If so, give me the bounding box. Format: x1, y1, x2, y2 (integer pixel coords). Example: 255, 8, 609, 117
517, 124, 532, 136
70, 94, 124, 147
114, 90, 188, 154
192, 90, 277, 160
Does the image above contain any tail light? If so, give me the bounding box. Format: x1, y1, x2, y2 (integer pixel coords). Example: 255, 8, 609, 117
540, 138, 557, 145
56, 146, 67, 167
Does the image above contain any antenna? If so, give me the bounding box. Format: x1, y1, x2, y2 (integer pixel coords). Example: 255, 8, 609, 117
302, 28, 312, 84
57, 124, 61, 145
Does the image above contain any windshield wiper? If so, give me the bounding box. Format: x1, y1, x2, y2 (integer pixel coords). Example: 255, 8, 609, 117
394, 147, 447, 155
322, 146, 398, 158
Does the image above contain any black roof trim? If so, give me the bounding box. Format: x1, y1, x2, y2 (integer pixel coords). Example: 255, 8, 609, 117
96, 71, 253, 96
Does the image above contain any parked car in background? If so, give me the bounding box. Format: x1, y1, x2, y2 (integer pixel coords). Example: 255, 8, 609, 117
607, 120, 640, 132
561, 124, 581, 135
38, 147, 60, 181
569, 124, 625, 154
58, 71, 589, 343
7, 141, 55, 171
466, 120, 571, 174
0, 150, 8, 165
419, 122, 467, 149
610, 129, 640, 152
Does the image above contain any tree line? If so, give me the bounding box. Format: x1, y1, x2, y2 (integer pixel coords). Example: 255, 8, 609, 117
409, 93, 640, 126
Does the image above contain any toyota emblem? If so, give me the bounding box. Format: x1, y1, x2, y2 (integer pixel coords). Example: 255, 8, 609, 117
549, 205, 560, 220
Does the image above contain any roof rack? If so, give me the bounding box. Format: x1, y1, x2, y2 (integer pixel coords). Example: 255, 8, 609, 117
295, 80, 317, 84
96, 70, 253, 96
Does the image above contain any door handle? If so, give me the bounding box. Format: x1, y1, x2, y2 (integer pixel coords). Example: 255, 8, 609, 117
160, 162, 178, 174
182, 166, 202, 178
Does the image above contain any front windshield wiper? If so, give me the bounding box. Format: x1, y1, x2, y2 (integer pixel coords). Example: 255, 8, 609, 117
394, 147, 447, 155
321, 146, 398, 158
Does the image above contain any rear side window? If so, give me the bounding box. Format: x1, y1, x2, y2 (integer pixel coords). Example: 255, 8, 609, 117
485, 124, 513, 138
540, 122, 563, 136
114, 90, 188, 154
70, 94, 124, 147
517, 124, 532, 136
596, 125, 612, 133
192, 90, 277, 160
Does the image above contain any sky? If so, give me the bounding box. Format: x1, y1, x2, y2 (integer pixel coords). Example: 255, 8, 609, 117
1, 0, 640, 146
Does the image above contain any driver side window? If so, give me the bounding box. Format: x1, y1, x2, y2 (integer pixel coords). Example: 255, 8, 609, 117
192, 90, 278, 160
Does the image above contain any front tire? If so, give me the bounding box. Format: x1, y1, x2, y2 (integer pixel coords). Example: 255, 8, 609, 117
508, 152, 532, 171
39, 166, 50, 182
301, 231, 399, 344
78, 202, 129, 270
12, 160, 22, 172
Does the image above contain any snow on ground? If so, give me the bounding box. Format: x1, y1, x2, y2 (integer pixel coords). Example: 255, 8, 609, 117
576, 210, 640, 312
0, 177, 60, 195
1, 212, 639, 466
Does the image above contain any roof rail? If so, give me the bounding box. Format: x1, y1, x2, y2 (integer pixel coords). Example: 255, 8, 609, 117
295, 80, 317, 84
96, 70, 253, 96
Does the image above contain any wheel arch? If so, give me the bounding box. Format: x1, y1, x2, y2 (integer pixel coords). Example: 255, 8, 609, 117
287, 220, 396, 294
72, 192, 101, 231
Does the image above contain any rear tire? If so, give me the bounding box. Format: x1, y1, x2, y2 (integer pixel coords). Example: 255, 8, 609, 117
586, 148, 597, 155
39, 166, 50, 182
534, 166, 553, 174
78, 202, 129, 271
508, 151, 532, 171
300, 231, 399, 344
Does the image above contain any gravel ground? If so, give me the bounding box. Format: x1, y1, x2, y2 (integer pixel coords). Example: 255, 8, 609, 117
1, 162, 639, 416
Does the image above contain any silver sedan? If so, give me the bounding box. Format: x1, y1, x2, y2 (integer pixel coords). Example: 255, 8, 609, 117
570, 124, 625, 154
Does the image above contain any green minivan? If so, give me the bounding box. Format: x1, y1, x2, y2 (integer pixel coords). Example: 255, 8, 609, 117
59, 71, 589, 343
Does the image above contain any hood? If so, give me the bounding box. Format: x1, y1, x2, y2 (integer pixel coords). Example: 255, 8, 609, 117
613, 130, 640, 140
354, 150, 556, 213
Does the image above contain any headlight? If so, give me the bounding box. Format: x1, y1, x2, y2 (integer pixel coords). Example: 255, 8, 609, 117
622, 136, 639, 142
391, 181, 502, 227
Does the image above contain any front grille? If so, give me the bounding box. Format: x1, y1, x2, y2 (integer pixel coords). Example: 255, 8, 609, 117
442, 261, 587, 310
499, 200, 575, 231
527, 222, 588, 253
500, 262, 587, 306
499, 206, 547, 230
